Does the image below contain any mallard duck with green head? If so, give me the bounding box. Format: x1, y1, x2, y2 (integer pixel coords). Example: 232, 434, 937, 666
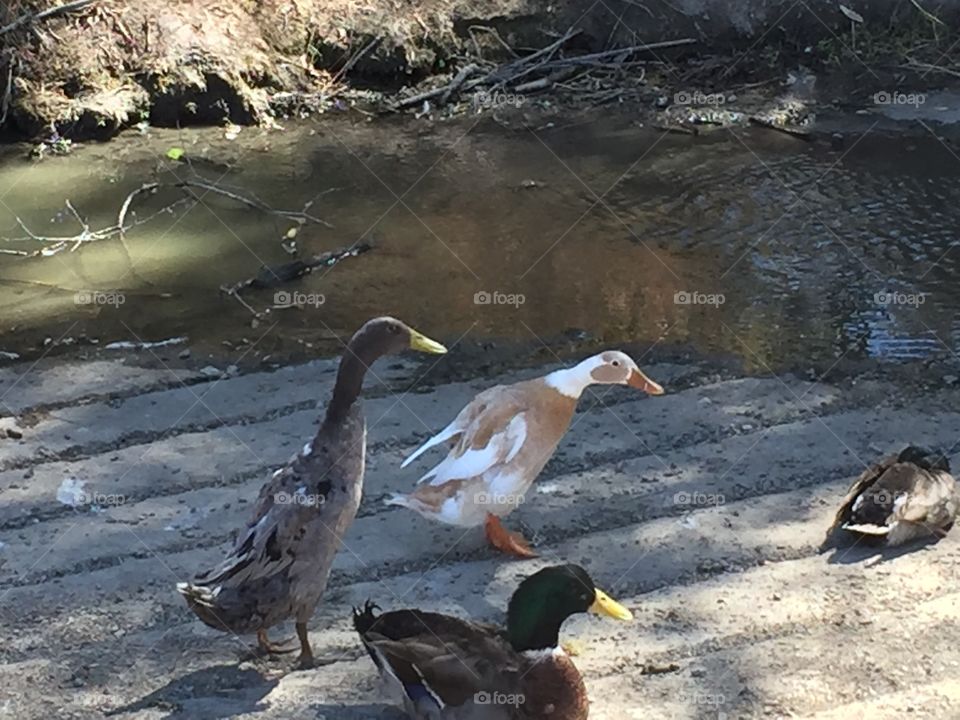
353, 564, 632, 718
177, 317, 446, 666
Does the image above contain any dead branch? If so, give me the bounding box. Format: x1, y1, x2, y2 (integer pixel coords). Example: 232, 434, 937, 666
0, 0, 98, 37
390, 29, 696, 113
393, 75, 486, 110
546, 38, 697, 66
1, 178, 334, 257
514, 68, 581, 94
441, 63, 482, 104
220, 242, 373, 317
171, 180, 334, 228
747, 117, 812, 140
0, 54, 14, 126
222, 241, 373, 294
488, 27, 583, 85
332, 35, 383, 83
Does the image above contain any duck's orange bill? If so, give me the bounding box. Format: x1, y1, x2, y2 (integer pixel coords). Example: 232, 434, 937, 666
628, 369, 664, 395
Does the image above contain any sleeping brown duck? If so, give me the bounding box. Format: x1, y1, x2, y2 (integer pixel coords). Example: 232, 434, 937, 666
177, 317, 446, 666
825, 445, 958, 547
353, 564, 633, 719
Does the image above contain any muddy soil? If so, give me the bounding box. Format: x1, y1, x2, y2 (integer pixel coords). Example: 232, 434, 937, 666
2, 0, 960, 140
0, 348, 959, 719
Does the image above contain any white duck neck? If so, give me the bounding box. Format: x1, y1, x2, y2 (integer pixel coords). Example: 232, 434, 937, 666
544, 357, 598, 399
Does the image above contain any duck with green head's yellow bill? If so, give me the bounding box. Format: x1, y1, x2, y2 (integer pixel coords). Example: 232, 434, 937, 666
353, 563, 632, 719
177, 317, 445, 668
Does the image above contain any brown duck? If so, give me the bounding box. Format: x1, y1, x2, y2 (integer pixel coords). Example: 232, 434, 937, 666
353, 564, 632, 719
177, 317, 446, 666
825, 445, 958, 547
388, 351, 664, 557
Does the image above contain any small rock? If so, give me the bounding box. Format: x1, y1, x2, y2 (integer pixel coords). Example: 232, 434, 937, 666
199, 365, 220, 378
178, 349, 191, 359
944, 375, 958, 385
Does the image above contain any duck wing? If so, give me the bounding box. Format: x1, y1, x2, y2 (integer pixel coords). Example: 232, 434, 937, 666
404, 385, 529, 487
353, 603, 523, 713
178, 435, 351, 632
832, 451, 958, 543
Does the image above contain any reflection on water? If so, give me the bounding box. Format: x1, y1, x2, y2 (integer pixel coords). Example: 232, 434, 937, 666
0, 115, 958, 370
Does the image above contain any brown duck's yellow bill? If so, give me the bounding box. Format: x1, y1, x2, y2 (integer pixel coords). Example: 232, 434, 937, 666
589, 589, 633, 621
409, 329, 448, 354
627, 369, 664, 396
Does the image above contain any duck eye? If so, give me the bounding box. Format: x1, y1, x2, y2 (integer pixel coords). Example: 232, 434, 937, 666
612, 360, 621, 367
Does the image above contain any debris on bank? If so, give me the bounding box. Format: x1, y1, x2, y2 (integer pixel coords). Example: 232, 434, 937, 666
0, 0, 958, 140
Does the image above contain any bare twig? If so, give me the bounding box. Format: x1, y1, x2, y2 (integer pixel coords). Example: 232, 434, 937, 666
747, 117, 812, 140
467, 25, 521, 58
487, 27, 582, 87
441, 63, 482, 104
514, 68, 581, 94
0, 0, 97, 37
222, 241, 373, 294
393, 76, 486, 110
221, 286, 262, 318
0, 54, 13, 126
117, 182, 160, 236
2, 178, 334, 257
902, 60, 960, 78
332, 35, 383, 83
545, 38, 697, 67
220, 241, 372, 317
171, 180, 334, 227
390, 30, 695, 113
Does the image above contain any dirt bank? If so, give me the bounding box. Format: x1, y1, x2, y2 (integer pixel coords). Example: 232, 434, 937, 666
2, 0, 959, 140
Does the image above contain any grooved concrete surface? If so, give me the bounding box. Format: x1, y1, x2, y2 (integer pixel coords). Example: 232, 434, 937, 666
1, 356, 958, 719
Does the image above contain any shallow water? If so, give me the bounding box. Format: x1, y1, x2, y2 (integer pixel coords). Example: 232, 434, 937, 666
0, 113, 958, 370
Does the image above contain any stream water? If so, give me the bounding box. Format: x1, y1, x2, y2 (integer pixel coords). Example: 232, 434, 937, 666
0, 112, 958, 372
